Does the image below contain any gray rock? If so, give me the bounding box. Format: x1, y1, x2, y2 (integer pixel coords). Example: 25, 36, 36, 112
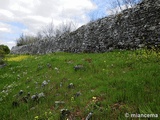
12, 101, 19, 107
38, 92, 45, 98
42, 80, 48, 87
85, 112, 93, 120
55, 101, 65, 104
0, 64, 6, 69
31, 94, 38, 101
60, 109, 70, 120
68, 83, 75, 89
19, 90, 23, 95
47, 63, 52, 68
74, 65, 84, 71
74, 91, 81, 97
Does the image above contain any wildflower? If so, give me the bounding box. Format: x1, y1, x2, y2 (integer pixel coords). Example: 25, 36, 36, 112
49, 111, 52, 115
54, 67, 59, 70
71, 97, 74, 101
34, 116, 39, 119
45, 112, 47, 116
92, 97, 96, 100
92, 97, 97, 102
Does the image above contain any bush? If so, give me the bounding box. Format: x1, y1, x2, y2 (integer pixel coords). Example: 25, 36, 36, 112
0, 50, 5, 65
0, 45, 10, 65
0, 45, 10, 54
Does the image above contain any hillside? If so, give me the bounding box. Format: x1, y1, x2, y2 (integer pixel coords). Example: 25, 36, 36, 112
0, 49, 160, 119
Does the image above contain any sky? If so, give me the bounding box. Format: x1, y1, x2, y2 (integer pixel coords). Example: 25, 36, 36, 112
0, 0, 139, 49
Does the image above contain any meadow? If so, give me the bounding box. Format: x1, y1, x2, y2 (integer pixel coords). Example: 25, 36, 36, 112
0, 49, 159, 120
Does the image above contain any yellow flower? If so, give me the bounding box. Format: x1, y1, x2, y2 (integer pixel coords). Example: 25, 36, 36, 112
34, 116, 39, 119
92, 97, 97, 102
71, 97, 74, 101
92, 97, 96, 100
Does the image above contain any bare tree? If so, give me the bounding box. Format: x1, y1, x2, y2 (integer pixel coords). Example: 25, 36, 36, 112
36, 31, 43, 41
55, 21, 77, 37
16, 21, 78, 46
116, 0, 123, 11
42, 21, 55, 40
122, 0, 138, 8
41, 20, 77, 39
16, 34, 37, 46
107, 0, 140, 15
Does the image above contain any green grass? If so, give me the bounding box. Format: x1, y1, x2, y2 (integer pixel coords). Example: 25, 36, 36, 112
0, 49, 160, 120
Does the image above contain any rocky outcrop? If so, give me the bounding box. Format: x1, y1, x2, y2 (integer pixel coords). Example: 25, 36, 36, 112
11, 0, 160, 54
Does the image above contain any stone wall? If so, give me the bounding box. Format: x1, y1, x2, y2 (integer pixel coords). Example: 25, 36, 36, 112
11, 0, 160, 54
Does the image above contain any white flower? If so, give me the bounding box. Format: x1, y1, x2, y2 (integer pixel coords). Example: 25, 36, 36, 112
54, 67, 59, 70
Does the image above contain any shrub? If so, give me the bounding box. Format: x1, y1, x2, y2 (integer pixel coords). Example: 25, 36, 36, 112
0, 50, 5, 65
0, 45, 10, 54
0, 45, 10, 65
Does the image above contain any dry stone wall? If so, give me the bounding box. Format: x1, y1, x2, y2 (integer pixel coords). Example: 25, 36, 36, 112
11, 0, 160, 54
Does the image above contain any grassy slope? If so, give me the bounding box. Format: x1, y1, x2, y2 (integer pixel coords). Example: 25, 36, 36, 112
0, 50, 160, 120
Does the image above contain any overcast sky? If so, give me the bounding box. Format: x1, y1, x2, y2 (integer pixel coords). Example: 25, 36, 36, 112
0, 0, 109, 49
0, 0, 139, 49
